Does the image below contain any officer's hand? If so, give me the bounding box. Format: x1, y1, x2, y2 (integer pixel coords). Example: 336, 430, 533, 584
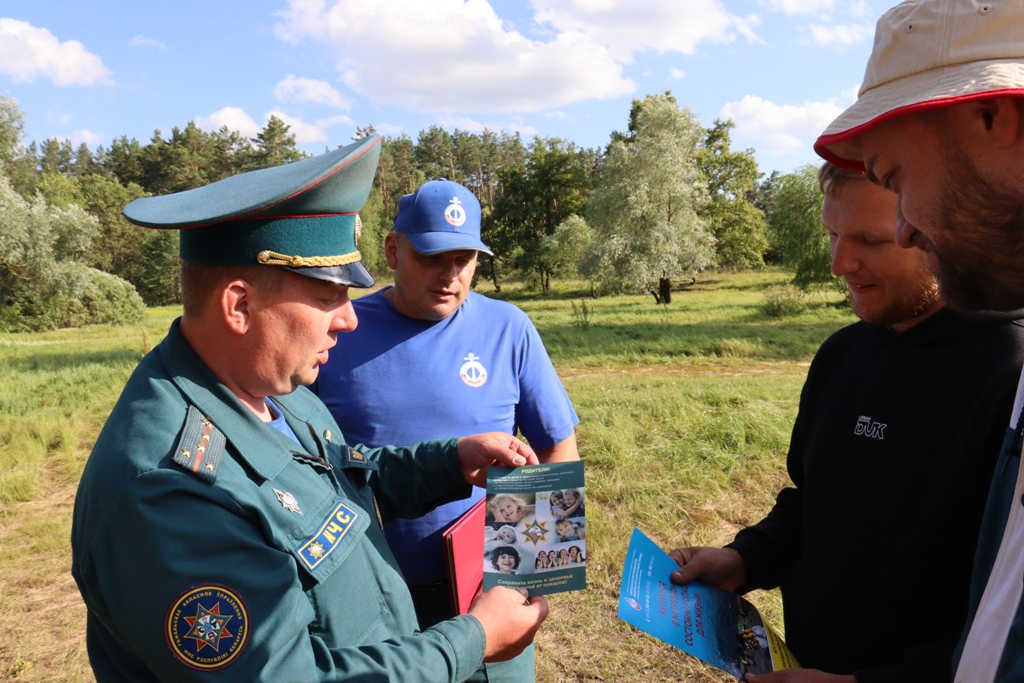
668, 546, 747, 592
457, 433, 539, 487
469, 586, 548, 662
746, 669, 854, 683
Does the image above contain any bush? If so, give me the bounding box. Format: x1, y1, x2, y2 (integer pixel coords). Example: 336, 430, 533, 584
1, 263, 144, 332
760, 284, 807, 318
0, 168, 147, 331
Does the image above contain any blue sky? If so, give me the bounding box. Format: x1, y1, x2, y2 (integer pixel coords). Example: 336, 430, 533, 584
1, 0, 886, 175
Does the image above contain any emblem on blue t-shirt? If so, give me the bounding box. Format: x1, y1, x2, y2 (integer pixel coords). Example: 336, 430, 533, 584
444, 196, 466, 226
165, 584, 249, 671
460, 352, 488, 387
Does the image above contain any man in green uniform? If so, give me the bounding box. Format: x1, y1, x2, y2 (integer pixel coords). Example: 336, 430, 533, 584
71, 134, 549, 683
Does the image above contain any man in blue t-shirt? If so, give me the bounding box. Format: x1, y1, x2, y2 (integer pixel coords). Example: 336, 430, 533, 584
312, 179, 579, 682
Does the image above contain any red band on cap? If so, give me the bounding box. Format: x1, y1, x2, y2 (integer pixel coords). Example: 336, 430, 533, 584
814, 88, 1024, 172
224, 212, 357, 222
177, 138, 382, 230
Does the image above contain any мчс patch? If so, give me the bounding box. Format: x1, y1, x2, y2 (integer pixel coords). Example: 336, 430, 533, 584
297, 500, 360, 570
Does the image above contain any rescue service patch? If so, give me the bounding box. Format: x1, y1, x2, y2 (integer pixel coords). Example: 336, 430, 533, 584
297, 501, 360, 570
165, 585, 249, 670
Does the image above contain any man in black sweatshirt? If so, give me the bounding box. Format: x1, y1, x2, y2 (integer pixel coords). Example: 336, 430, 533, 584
669, 163, 1024, 683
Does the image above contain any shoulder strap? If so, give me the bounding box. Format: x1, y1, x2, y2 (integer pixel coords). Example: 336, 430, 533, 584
172, 405, 227, 484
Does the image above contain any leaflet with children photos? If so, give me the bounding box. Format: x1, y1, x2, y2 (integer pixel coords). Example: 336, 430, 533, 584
483, 461, 587, 596
618, 528, 799, 680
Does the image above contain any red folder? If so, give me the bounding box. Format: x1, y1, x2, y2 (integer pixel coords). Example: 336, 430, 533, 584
442, 497, 486, 615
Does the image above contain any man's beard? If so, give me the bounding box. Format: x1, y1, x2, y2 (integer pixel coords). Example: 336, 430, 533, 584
852, 261, 940, 328
928, 137, 1024, 311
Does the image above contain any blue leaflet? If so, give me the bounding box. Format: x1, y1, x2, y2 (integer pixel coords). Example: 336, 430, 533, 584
618, 528, 797, 679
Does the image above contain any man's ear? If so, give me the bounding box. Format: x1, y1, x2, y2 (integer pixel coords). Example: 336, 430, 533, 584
384, 232, 399, 270
221, 280, 253, 336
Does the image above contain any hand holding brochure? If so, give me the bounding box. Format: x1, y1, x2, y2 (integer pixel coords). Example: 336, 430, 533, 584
618, 528, 798, 679
483, 461, 587, 596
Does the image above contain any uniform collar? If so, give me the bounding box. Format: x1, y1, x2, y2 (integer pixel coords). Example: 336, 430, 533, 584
159, 319, 322, 481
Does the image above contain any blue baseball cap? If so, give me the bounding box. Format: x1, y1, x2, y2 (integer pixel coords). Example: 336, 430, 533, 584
393, 179, 493, 256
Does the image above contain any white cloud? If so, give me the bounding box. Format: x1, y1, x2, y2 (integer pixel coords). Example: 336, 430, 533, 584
847, 1, 872, 18
806, 23, 872, 46
69, 129, 102, 146
196, 107, 262, 137
196, 106, 337, 144
437, 115, 537, 137
316, 114, 356, 128
273, 74, 351, 109
46, 105, 72, 125
532, 0, 759, 62
0, 18, 112, 86
275, 0, 634, 113
266, 109, 327, 143
669, 67, 685, 80
842, 83, 860, 101
438, 115, 488, 133
129, 35, 166, 50
506, 121, 538, 136
272, 0, 765, 113
544, 110, 572, 120
375, 123, 404, 135
758, 0, 834, 15
719, 94, 843, 156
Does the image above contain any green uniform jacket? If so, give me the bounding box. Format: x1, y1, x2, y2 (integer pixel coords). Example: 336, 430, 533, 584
71, 321, 487, 682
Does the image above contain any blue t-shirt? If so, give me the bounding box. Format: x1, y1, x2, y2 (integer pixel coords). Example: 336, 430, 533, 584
312, 289, 578, 584
266, 400, 301, 445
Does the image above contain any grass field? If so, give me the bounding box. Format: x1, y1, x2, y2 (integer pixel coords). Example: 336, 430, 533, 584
0, 270, 854, 682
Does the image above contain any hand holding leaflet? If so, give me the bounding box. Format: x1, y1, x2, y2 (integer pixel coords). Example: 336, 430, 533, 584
618, 528, 798, 680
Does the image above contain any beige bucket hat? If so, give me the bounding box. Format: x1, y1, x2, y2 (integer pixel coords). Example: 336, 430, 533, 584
815, 0, 1024, 172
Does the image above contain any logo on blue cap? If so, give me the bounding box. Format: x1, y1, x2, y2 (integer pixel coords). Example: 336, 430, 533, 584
444, 197, 466, 227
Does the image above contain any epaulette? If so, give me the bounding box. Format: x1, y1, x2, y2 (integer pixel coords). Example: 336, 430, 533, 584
171, 405, 226, 484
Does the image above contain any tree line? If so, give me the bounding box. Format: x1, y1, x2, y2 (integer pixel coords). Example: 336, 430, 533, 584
0, 90, 836, 331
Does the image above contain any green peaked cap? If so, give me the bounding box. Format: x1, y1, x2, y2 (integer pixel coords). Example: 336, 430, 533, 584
123, 134, 382, 287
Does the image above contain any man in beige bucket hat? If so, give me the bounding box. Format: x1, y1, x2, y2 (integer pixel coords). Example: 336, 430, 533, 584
815, 1, 1024, 681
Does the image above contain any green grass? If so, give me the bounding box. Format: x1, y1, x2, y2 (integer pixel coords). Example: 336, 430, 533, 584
483, 271, 852, 366
0, 271, 856, 682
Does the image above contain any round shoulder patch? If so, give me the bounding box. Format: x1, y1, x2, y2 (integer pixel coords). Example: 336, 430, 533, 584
165, 585, 250, 670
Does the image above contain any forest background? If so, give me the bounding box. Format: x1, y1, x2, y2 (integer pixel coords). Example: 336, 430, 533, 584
0, 89, 833, 333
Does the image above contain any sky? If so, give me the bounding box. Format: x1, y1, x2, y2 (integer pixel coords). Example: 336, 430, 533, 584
0, 0, 887, 175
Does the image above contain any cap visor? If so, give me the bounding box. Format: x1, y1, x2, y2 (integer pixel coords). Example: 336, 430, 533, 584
403, 231, 494, 256
285, 261, 375, 288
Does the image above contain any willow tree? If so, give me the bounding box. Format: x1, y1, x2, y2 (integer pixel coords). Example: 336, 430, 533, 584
583, 92, 714, 301
767, 164, 842, 292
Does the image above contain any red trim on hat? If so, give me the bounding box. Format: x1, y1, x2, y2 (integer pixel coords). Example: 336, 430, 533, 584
814, 88, 1024, 172
256, 137, 381, 213
180, 137, 382, 230
223, 212, 357, 223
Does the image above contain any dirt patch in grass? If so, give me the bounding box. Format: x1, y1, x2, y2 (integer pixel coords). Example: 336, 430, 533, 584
0, 491, 90, 683
558, 360, 810, 381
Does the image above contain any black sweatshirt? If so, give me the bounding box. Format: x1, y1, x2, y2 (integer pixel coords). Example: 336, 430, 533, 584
729, 308, 1024, 683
